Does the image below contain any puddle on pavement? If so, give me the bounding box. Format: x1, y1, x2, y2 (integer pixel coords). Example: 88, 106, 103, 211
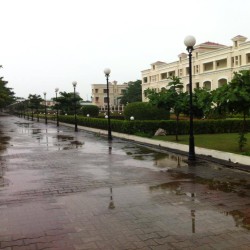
55, 185, 250, 236
54, 134, 84, 150
167, 170, 250, 197
0, 132, 11, 153
122, 145, 187, 170
56, 134, 74, 141
224, 210, 250, 230
149, 170, 250, 230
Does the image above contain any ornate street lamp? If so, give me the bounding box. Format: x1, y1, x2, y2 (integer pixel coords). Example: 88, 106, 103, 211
72, 81, 78, 132
104, 68, 112, 141
43, 92, 47, 124
184, 35, 196, 161
55, 88, 59, 127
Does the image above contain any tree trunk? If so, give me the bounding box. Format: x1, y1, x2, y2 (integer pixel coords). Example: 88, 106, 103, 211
175, 114, 179, 141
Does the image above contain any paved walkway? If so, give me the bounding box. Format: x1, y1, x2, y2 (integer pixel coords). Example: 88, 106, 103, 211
0, 114, 249, 250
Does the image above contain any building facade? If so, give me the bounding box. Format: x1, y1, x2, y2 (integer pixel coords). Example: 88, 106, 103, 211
141, 35, 250, 101
91, 81, 128, 111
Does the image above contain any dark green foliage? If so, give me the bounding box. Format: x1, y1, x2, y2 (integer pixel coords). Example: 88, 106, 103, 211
45, 114, 250, 136
124, 102, 169, 120
52, 91, 82, 115
119, 80, 142, 105
28, 94, 43, 111
0, 66, 15, 109
193, 88, 213, 118
81, 105, 99, 117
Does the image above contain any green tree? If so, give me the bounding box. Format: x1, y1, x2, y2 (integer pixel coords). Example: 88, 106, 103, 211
213, 70, 250, 151
0, 66, 15, 109
145, 76, 188, 141
212, 83, 230, 118
119, 80, 142, 105
53, 91, 82, 115
193, 88, 213, 118
28, 94, 43, 120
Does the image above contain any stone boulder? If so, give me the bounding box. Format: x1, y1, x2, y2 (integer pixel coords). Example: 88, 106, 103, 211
154, 128, 166, 136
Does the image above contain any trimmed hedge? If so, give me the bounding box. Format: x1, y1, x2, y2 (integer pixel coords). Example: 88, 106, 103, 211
57, 115, 250, 135
124, 102, 169, 120
81, 105, 99, 117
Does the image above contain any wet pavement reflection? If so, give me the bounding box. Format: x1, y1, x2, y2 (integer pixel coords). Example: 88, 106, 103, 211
0, 114, 249, 249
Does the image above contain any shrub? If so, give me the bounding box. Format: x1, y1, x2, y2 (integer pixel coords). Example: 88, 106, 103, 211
81, 105, 99, 117
124, 102, 169, 120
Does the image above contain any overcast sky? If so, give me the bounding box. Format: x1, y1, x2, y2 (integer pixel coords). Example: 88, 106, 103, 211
1, 0, 250, 100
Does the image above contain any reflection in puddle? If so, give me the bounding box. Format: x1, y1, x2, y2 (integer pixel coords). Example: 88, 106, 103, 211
149, 175, 250, 231
54, 134, 84, 150
32, 129, 41, 135
56, 134, 74, 141
108, 187, 115, 209
223, 210, 250, 230
123, 145, 187, 170
168, 170, 250, 197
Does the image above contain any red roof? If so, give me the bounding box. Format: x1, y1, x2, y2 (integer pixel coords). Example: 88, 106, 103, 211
199, 41, 225, 46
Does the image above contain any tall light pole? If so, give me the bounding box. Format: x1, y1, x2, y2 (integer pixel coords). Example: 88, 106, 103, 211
72, 81, 78, 132
184, 35, 196, 161
104, 68, 112, 141
43, 92, 47, 124
55, 88, 59, 127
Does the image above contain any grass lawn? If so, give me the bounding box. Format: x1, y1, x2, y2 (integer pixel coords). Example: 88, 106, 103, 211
153, 133, 250, 155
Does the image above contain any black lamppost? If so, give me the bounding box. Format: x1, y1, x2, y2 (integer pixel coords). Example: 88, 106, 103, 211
104, 68, 112, 141
43, 92, 47, 124
72, 81, 78, 132
184, 35, 196, 161
55, 88, 59, 127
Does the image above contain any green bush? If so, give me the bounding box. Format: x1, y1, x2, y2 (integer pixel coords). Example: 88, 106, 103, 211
53, 115, 250, 136
81, 105, 99, 117
124, 102, 169, 120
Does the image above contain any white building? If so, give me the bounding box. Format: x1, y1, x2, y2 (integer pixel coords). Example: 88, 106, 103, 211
91, 81, 128, 111
141, 35, 250, 101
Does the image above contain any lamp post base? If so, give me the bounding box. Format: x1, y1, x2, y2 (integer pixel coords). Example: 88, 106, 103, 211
188, 136, 195, 161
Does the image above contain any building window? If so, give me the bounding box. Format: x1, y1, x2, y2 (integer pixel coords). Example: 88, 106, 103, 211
178, 69, 183, 77
203, 62, 213, 71
203, 81, 211, 90
95, 89, 98, 93
95, 97, 99, 102
195, 82, 200, 89
150, 75, 157, 82
121, 89, 126, 94
103, 89, 107, 93
196, 65, 199, 73
104, 97, 108, 103
246, 53, 250, 64
152, 65, 155, 70
235, 56, 239, 66
186, 67, 189, 75
234, 41, 238, 48
168, 71, 175, 77
143, 77, 148, 83
161, 73, 167, 80
216, 59, 227, 69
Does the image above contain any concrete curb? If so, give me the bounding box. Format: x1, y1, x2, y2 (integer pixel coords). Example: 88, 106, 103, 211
56, 121, 250, 170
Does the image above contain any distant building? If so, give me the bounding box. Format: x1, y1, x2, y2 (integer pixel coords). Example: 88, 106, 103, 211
41, 100, 55, 107
141, 35, 250, 101
91, 81, 128, 111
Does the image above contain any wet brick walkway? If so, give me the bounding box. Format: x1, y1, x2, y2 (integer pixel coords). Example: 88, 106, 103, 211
0, 114, 249, 249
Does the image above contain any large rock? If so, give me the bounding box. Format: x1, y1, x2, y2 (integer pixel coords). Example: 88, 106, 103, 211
154, 128, 166, 136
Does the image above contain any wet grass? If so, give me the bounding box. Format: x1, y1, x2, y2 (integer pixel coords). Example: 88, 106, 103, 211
154, 133, 250, 155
